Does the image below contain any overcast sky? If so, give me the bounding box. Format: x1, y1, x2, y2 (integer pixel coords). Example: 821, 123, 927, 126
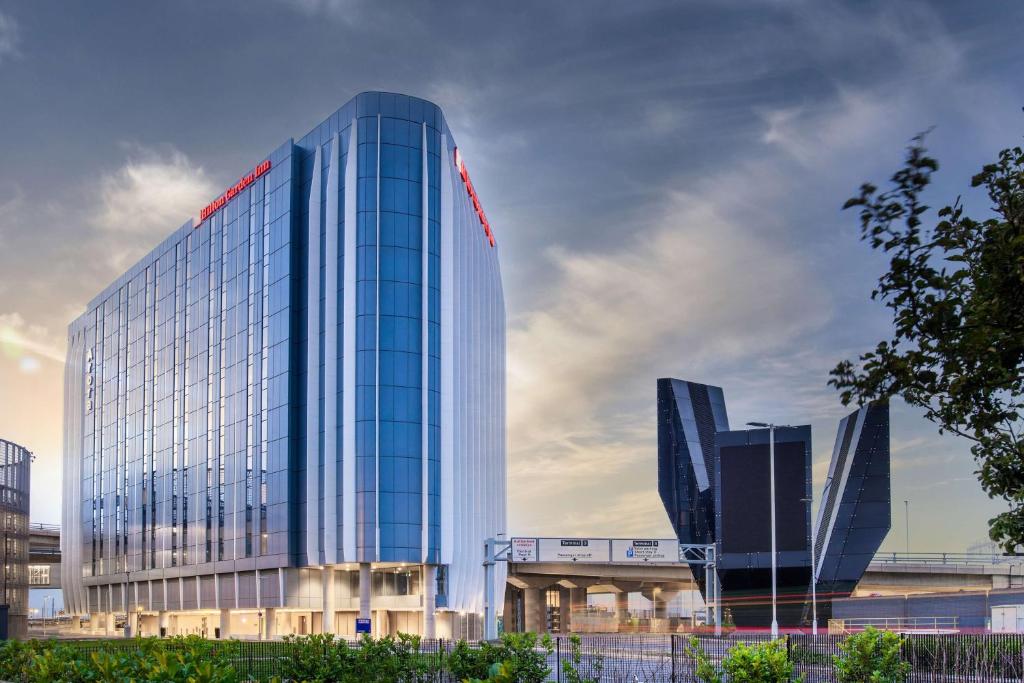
1, 0, 1021, 552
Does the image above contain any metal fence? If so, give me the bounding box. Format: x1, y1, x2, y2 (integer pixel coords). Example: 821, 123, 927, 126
663, 632, 1024, 683
27, 632, 1024, 682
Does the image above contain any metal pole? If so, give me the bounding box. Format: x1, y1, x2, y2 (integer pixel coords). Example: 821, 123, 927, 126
713, 558, 721, 637
770, 424, 779, 638
806, 492, 818, 635
483, 539, 495, 640
716, 565, 724, 638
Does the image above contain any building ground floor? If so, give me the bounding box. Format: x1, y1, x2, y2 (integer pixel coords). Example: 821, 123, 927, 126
76, 563, 484, 641
503, 560, 702, 635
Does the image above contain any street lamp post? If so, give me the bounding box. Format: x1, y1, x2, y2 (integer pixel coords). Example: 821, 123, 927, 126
748, 421, 793, 639
42, 595, 52, 637
802, 475, 832, 636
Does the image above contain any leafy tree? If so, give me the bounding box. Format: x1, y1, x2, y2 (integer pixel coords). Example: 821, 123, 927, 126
830, 136, 1024, 552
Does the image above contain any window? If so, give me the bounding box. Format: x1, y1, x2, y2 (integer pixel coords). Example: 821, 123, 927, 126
371, 567, 421, 597
28, 565, 50, 586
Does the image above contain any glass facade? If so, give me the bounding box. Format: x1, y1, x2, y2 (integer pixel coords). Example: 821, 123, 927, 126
0, 437, 31, 639
62, 92, 506, 633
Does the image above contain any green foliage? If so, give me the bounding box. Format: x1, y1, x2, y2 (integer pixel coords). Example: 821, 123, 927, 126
686, 637, 799, 683
276, 633, 356, 682
0, 636, 240, 683
833, 628, 910, 683
561, 634, 603, 683
831, 136, 1024, 552
463, 660, 517, 683
451, 632, 553, 683
721, 639, 799, 683
353, 633, 431, 682
684, 636, 724, 683
275, 632, 432, 682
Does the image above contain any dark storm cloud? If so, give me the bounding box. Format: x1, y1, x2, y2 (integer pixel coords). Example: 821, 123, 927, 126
0, 0, 1021, 545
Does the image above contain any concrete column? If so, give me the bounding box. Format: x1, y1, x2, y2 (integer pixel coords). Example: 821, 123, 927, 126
653, 593, 667, 619
503, 591, 517, 633
423, 564, 437, 639
660, 591, 680, 618
523, 588, 544, 634
558, 587, 572, 633
219, 609, 231, 640
569, 587, 588, 633
264, 608, 276, 640
158, 611, 169, 638
359, 563, 371, 620
615, 591, 629, 626
104, 612, 114, 636
322, 566, 336, 634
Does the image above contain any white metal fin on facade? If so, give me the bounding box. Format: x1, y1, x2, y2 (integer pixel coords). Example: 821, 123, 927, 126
439, 131, 454, 568
374, 114, 382, 561
421, 122, 430, 563
342, 121, 357, 561
305, 142, 323, 565
324, 133, 340, 565
62, 329, 87, 614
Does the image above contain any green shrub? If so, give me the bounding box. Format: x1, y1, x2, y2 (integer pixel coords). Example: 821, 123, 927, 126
450, 632, 553, 683
274, 632, 432, 682
0, 636, 241, 683
833, 627, 910, 683
276, 633, 356, 682
448, 638, 502, 680
0, 640, 41, 683
561, 634, 603, 683
684, 636, 724, 683
464, 660, 517, 683
353, 633, 431, 682
686, 637, 799, 683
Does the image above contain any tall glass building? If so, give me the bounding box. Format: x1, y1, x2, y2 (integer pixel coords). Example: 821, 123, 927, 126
62, 92, 506, 639
0, 438, 31, 640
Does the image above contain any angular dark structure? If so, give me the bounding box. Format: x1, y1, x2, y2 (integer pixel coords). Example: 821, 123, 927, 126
657, 379, 729, 548
811, 402, 891, 625
714, 426, 813, 628
657, 379, 891, 629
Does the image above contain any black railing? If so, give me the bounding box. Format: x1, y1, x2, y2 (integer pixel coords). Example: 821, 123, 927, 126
24, 632, 1024, 681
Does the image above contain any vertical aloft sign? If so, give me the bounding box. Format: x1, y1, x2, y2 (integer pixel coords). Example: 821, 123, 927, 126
453, 148, 495, 247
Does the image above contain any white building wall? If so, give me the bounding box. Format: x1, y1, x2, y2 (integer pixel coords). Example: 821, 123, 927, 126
61, 327, 87, 615
441, 134, 507, 614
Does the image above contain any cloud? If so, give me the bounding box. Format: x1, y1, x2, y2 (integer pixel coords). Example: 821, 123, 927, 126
274, 0, 367, 24
507, 183, 832, 508
89, 145, 215, 269
761, 91, 894, 166
0, 11, 19, 64
0, 312, 64, 366
556, 490, 675, 539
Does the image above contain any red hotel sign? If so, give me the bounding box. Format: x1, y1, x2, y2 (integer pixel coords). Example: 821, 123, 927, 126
197, 159, 272, 225
453, 148, 495, 247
